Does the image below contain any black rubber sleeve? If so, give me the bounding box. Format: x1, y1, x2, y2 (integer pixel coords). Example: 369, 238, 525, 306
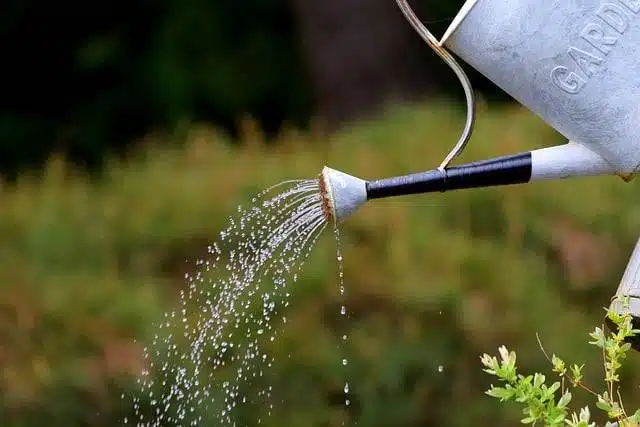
366, 152, 532, 200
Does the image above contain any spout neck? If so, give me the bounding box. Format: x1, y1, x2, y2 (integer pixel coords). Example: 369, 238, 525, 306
366, 153, 531, 200
365, 141, 619, 200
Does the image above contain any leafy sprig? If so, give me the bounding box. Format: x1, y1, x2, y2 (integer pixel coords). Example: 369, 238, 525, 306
481, 299, 640, 427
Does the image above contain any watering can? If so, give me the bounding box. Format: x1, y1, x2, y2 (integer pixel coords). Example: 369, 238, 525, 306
319, 0, 640, 347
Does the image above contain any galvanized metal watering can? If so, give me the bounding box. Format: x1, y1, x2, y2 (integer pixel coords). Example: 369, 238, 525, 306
319, 0, 640, 347
443, 0, 640, 174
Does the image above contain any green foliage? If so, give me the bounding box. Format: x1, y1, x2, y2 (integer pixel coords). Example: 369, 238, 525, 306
2, 103, 640, 426
482, 302, 640, 426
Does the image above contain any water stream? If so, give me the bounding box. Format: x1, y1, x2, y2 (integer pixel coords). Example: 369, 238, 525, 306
128, 177, 347, 426
333, 226, 351, 411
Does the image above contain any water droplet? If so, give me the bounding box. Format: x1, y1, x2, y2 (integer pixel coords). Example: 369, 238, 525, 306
127, 179, 329, 425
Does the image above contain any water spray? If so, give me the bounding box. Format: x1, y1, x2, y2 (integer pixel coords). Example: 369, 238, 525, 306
321, 0, 640, 349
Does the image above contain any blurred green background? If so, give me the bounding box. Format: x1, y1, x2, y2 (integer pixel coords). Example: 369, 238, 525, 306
2, 1, 640, 426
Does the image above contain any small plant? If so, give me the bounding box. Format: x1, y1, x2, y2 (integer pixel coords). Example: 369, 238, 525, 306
481, 300, 640, 427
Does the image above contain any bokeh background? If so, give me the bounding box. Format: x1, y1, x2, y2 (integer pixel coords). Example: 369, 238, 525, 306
2, 1, 640, 426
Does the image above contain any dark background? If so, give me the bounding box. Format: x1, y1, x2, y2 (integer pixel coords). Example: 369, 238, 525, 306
0, 0, 508, 179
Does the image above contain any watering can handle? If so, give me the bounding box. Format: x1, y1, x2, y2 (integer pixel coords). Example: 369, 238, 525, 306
608, 235, 640, 352
395, 0, 476, 171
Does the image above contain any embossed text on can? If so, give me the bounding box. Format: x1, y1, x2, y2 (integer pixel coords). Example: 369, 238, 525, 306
443, 0, 640, 172
552, 0, 640, 94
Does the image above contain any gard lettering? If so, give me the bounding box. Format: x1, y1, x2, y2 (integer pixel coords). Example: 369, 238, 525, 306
596, 3, 629, 33
551, 0, 637, 94
551, 66, 587, 94
581, 23, 618, 55
568, 47, 603, 76
619, 0, 640, 13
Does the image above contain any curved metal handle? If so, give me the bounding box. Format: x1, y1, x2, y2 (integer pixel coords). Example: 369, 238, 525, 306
395, 0, 476, 171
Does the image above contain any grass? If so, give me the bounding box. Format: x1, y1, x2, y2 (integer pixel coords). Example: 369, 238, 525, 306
1, 100, 640, 426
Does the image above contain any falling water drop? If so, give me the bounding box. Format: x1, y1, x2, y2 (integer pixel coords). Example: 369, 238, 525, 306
333, 225, 351, 414
130, 178, 330, 426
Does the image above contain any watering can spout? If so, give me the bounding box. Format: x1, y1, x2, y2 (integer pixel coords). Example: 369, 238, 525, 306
321, 141, 619, 224
319, 167, 367, 225
328, 0, 640, 349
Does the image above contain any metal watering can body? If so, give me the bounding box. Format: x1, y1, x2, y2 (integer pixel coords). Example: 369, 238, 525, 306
442, 0, 640, 174
439, 0, 640, 344
320, 0, 640, 346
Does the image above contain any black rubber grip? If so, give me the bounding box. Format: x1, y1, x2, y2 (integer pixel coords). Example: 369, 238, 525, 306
366, 152, 532, 200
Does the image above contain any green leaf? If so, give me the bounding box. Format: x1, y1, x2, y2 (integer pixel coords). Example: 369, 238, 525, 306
541, 382, 561, 402
589, 327, 606, 348
550, 411, 565, 425
486, 386, 515, 401
552, 354, 566, 375
558, 391, 572, 408
533, 373, 545, 388
607, 310, 623, 326
570, 364, 584, 383
521, 415, 536, 424
482, 367, 497, 376
596, 396, 613, 413
629, 408, 640, 422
